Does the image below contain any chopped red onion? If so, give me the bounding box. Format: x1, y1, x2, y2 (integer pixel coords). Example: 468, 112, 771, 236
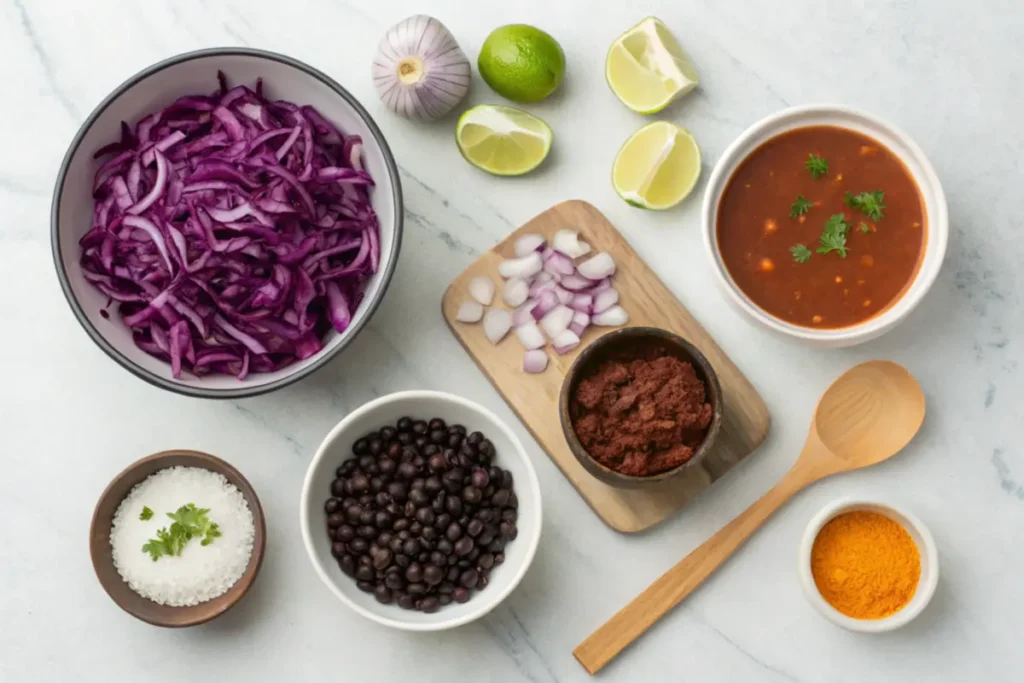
552, 285, 573, 305
522, 349, 548, 373
552, 329, 581, 355
513, 233, 546, 257
578, 252, 616, 280
592, 305, 629, 326
512, 301, 537, 326
542, 250, 575, 276
531, 290, 559, 319
568, 311, 590, 336
559, 273, 597, 291
551, 229, 591, 258
469, 275, 495, 306
515, 321, 546, 350
503, 278, 530, 307
456, 301, 484, 322
569, 293, 592, 313
592, 288, 619, 314
540, 304, 574, 339
498, 252, 543, 279
482, 309, 512, 344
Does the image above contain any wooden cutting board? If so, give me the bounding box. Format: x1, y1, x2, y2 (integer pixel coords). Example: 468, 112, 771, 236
442, 200, 770, 533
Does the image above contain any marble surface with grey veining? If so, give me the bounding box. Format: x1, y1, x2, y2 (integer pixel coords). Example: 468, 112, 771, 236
1, 0, 1022, 681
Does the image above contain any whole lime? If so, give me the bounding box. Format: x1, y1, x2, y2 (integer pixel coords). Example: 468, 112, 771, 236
478, 25, 566, 103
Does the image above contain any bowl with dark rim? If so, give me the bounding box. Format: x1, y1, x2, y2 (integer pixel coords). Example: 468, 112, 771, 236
558, 327, 723, 488
51, 47, 403, 398
89, 449, 267, 627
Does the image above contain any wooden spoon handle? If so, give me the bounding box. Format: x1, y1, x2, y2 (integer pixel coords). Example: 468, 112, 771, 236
573, 465, 813, 675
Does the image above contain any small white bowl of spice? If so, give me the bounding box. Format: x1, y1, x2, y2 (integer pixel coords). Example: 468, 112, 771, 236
90, 450, 266, 627
798, 498, 938, 633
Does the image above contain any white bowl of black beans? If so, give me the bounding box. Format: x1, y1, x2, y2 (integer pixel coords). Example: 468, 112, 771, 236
300, 390, 542, 630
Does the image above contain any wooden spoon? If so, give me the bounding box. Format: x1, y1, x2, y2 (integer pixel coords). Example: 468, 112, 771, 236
573, 360, 925, 674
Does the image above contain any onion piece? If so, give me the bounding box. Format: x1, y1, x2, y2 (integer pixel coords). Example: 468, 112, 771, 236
569, 293, 592, 313
514, 233, 546, 257
578, 252, 616, 280
456, 301, 484, 323
503, 278, 530, 307
498, 252, 543, 279
483, 309, 513, 344
592, 288, 619, 314
523, 349, 549, 373
552, 285, 573, 304
559, 273, 597, 291
531, 290, 559, 319
372, 16, 470, 121
552, 229, 591, 258
515, 321, 546, 350
552, 330, 581, 355
569, 311, 590, 336
469, 275, 495, 306
543, 250, 575, 276
592, 305, 629, 327
540, 304, 574, 339
512, 301, 537, 326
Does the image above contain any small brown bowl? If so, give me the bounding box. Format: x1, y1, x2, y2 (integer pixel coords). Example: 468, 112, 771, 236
89, 450, 266, 627
558, 327, 723, 488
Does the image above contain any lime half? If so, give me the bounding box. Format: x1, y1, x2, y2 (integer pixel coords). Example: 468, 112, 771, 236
456, 105, 553, 176
612, 121, 701, 210
606, 17, 699, 114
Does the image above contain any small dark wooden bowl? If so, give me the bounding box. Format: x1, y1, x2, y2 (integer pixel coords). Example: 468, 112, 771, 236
89, 450, 266, 627
558, 327, 723, 489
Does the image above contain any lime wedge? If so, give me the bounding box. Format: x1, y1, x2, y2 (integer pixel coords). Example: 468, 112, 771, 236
612, 121, 701, 210
456, 105, 553, 176
606, 17, 699, 114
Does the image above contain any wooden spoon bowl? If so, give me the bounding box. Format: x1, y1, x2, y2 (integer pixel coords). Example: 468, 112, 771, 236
574, 360, 925, 674
89, 450, 266, 627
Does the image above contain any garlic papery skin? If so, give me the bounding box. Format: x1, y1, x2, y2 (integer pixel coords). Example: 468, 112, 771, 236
372, 15, 471, 121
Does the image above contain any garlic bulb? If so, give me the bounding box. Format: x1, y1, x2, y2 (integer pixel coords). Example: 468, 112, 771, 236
372, 15, 471, 121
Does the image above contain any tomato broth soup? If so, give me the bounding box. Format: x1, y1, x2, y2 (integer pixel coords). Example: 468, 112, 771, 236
716, 126, 926, 329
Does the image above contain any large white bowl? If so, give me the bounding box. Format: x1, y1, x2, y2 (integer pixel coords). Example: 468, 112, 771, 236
300, 391, 542, 631
702, 104, 947, 348
798, 498, 939, 633
51, 48, 403, 398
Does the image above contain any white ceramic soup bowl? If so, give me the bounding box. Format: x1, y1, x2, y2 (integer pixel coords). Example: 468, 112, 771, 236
798, 498, 938, 633
51, 48, 403, 398
300, 391, 542, 631
701, 104, 947, 348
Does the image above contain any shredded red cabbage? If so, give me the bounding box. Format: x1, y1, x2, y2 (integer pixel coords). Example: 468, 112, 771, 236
81, 73, 380, 380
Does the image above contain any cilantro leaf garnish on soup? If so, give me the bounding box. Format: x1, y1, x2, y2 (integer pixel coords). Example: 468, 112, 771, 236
717, 126, 925, 328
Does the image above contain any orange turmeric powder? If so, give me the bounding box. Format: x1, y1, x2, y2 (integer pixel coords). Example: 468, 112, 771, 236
810, 511, 920, 619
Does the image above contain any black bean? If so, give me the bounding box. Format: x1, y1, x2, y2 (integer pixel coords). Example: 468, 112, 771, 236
416, 508, 435, 526
412, 420, 428, 435
491, 489, 511, 507
409, 521, 423, 535
501, 509, 517, 523
325, 498, 342, 514
385, 572, 405, 590
413, 455, 426, 468
508, 492, 518, 509
378, 531, 394, 546
397, 462, 418, 480
471, 468, 489, 489
396, 416, 413, 432
356, 455, 374, 472
462, 486, 483, 504
358, 494, 373, 506
387, 481, 408, 503
375, 511, 392, 529
355, 565, 374, 582
356, 508, 373, 525
379, 425, 397, 441
331, 542, 346, 558
404, 501, 417, 518
466, 431, 483, 445
428, 453, 447, 471
478, 529, 496, 547
378, 458, 396, 476
411, 478, 425, 491
409, 488, 430, 506
422, 526, 439, 542
502, 471, 515, 490
494, 553, 505, 565
439, 594, 452, 606
327, 512, 345, 528
373, 548, 394, 570
431, 494, 445, 514
397, 593, 415, 609
425, 476, 443, 495
454, 537, 474, 557
487, 539, 506, 553
445, 496, 463, 516
358, 525, 376, 539
395, 554, 411, 569
401, 446, 418, 462
423, 564, 444, 585
500, 521, 518, 540
479, 439, 495, 457
345, 505, 362, 523
374, 585, 393, 604
453, 587, 470, 603
422, 444, 440, 457
419, 597, 440, 613
467, 519, 484, 537
338, 554, 356, 576
392, 518, 410, 532
478, 553, 495, 569
375, 492, 392, 508
336, 525, 356, 542
407, 582, 427, 596
447, 433, 463, 449
460, 442, 478, 459
339, 460, 358, 477
477, 574, 489, 590
437, 538, 454, 555
331, 479, 347, 497
402, 538, 422, 556
350, 474, 370, 494
356, 580, 375, 593
434, 513, 452, 530
397, 432, 413, 446
460, 569, 479, 588
430, 551, 447, 567
369, 476, 384, 493
349, 538, 369, 554
417, 551, 430, 563
405, 563, 424, 583
430, 430, 446, 445
389, 536, 405, 554
414, 437, 428, 449
446, 523, 463, 542
447, 566, 461, 582
353, 438, 369, 455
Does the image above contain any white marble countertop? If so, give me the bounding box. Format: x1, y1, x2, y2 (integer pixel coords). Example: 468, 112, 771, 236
2, 0, 1022, 680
